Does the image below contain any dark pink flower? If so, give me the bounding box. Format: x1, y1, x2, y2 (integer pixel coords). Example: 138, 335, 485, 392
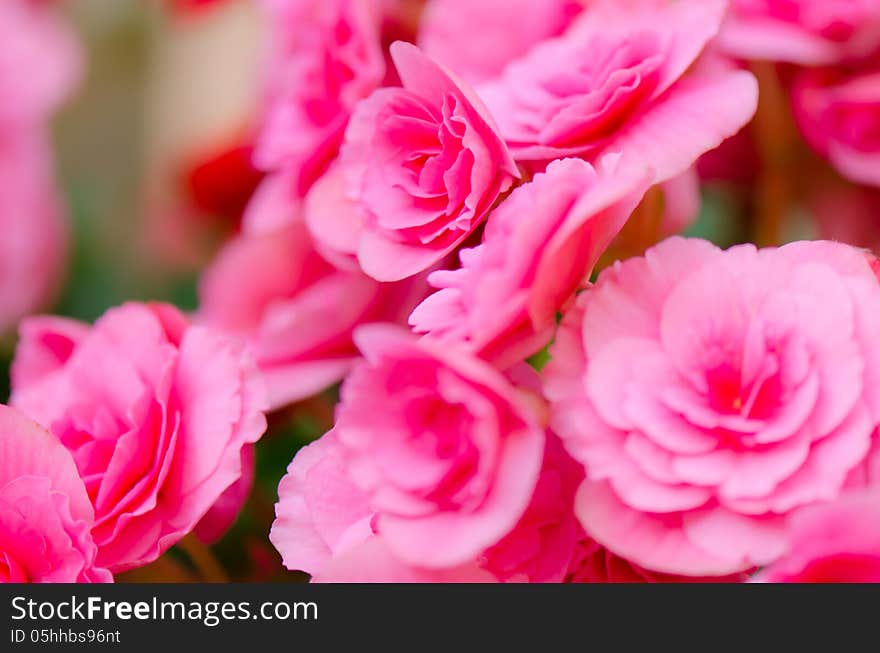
11, 303, 268, 572
545, 237, 880, 576
325, 42, 519, 281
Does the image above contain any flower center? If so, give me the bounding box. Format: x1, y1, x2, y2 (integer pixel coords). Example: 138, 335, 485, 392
706, 359, 781, 420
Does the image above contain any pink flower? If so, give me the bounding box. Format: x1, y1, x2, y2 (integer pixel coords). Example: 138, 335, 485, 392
270, 428, 497, 582
753, 490, 880, 582
479, 433, 583, 583
329, 41, 519, 281
270, 429, 374, 577
409, 156, 651, 369
418, 0, 583, 84
255, 0, 385, 193
0, 131, 69, 334
478, 0, 758, 181
0, 404, 111, 583
334, 324, 545, 568
544, 237, 880, 576
11, 303, 268, 572
720, 0, 880, 65
198, 216, 428, 410
792, 65, 880, 189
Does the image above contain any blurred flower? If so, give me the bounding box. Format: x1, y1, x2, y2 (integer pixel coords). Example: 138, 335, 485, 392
418, 0, 583, 84
11, 303, 268, 572
0, 132, 69, 335
0, 0, 82, 334
544, 237, 880, 576
0, 404, 110, 583
197, 213, 429, 410
720, 0, 880, 65
792, 64, 880, 189
255, 0, 387, 192
0, 0, 82, 127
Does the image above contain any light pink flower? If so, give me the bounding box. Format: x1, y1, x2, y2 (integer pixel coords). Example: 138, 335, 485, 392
270, 429, 374, 577
198, 216, 428, 410
11, 303, 268, 572
0, 131, 69, 334
478, 0, 758, 181
0, 404, 111, 583
272, 412, 580, 583
720, 0, 880, 65
334, 324, 545, 568
544, 237, 880, 576
270, 428, 497, 582
418, 0, 584, 84
792, 65, 880, 189
409, 156, 651, 369
753, 490, 880, 582
330, 41, 519, 281
255, 0, 385, 193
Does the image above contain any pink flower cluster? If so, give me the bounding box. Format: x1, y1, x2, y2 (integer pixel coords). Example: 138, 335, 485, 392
10, 0, 880, 585
200, 0, 758, 411
8, 303, 268, 577
260, 0, 880, 583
